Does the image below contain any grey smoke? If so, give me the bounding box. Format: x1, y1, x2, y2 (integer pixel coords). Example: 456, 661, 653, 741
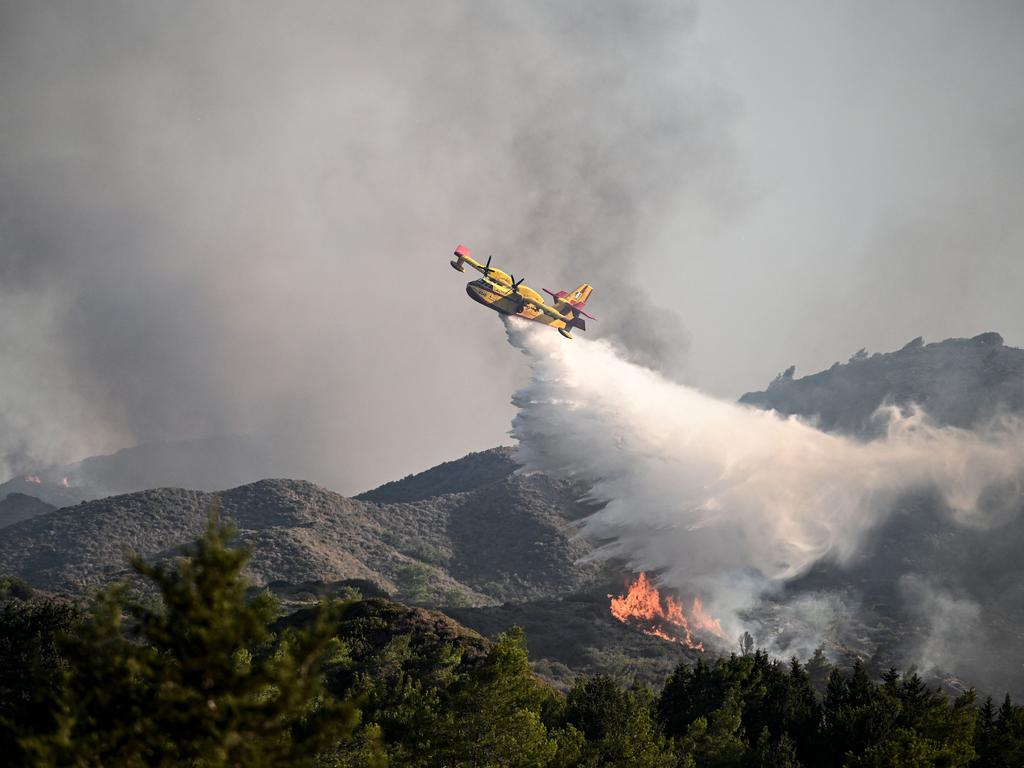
900, 575, 985, 679
0, 0, 729, 489
4, 2, 1023, 489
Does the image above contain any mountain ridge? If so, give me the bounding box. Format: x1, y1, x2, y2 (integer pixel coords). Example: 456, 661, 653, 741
0, 458, 602, 606
740, 331, 1024, 435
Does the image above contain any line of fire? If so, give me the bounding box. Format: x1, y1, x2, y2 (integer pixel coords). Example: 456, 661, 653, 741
609, 572, 729, 652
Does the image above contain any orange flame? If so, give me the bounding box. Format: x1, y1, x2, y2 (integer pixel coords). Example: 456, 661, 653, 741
609, 572, 726, 651
61, 476, 70, 488
691, 596, 727, 639
23, 475, 42, 484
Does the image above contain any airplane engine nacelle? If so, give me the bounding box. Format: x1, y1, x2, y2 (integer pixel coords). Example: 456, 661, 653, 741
517, 286, 544, 304
487, 268, 513, 285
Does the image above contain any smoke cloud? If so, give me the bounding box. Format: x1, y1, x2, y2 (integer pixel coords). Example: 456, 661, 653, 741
4, 2, 1022, 492
0, 0, 731, 490
507, 318, 1024, 686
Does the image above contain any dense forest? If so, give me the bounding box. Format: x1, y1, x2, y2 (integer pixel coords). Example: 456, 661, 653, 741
2, 516, 1024, 767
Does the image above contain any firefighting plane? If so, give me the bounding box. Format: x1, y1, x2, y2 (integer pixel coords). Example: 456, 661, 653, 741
449, 245, 594, 339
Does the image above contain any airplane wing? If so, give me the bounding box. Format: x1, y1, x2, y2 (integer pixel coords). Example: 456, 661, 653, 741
520, 295, 571, 322
451, 245, 513, 284
451, 245, 484, 272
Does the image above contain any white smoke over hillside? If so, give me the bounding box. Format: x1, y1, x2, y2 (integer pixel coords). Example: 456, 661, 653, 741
506, 318, 1024, 648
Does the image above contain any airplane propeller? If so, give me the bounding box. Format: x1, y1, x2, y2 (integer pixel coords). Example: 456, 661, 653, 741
483, 255, 493, 275
508, 274, 527, 310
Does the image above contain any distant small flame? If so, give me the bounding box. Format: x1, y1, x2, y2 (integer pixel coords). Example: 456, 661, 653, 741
609, 572, 726, 651
61, 476, 70, 488
23, 475, 42, 484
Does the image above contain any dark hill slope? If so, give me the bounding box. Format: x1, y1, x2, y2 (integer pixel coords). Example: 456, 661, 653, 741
0, 493, 55, 529
278, 598, 493, 677
740, 332, 1024, 435
0, 477, 81, 511
447, 590, 699, 691
369, 471, 600, 603
357, 447, 519, 503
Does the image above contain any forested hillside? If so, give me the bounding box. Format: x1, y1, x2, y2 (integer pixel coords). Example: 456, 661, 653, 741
3, 520, 1024, 767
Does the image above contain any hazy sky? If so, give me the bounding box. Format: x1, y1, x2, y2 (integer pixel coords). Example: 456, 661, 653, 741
1, 1, 1022, 492
669, 2, 1024, 393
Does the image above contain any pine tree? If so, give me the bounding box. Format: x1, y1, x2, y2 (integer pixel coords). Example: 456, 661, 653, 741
24, 508, 357, 767
804, 646, 833, 698
752, 727, 801, 768
439, 627, 558, 767
565, 675, 633, 742
565, 677, 674, 768
677, 687, 746, 768
0, 593, 78, 764
983, 693, 1024, 767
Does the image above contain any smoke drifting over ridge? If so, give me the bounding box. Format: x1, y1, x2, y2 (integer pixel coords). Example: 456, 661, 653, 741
506, 319, 1024, 676
0, 1, 729, 489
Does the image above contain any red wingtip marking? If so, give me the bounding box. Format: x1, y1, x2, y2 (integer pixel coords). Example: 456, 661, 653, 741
454, 244, 471, 258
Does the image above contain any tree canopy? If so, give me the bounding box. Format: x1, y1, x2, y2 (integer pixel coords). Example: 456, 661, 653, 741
2, 509, 1024, 767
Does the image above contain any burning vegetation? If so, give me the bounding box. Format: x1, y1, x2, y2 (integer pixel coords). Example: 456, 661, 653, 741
609, 572, 726, 651
19, 474, 70, 487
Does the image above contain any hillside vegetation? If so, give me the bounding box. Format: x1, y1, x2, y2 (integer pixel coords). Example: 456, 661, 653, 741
0, 451, 601, 607
0, 493, 55, 529
5, 518, 1024, 767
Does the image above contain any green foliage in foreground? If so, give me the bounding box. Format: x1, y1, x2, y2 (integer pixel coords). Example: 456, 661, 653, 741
3, 513, 1024, 767
16, 511, 357, 767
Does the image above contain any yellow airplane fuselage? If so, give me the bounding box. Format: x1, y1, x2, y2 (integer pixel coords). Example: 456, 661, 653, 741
465, 277, 571, 333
